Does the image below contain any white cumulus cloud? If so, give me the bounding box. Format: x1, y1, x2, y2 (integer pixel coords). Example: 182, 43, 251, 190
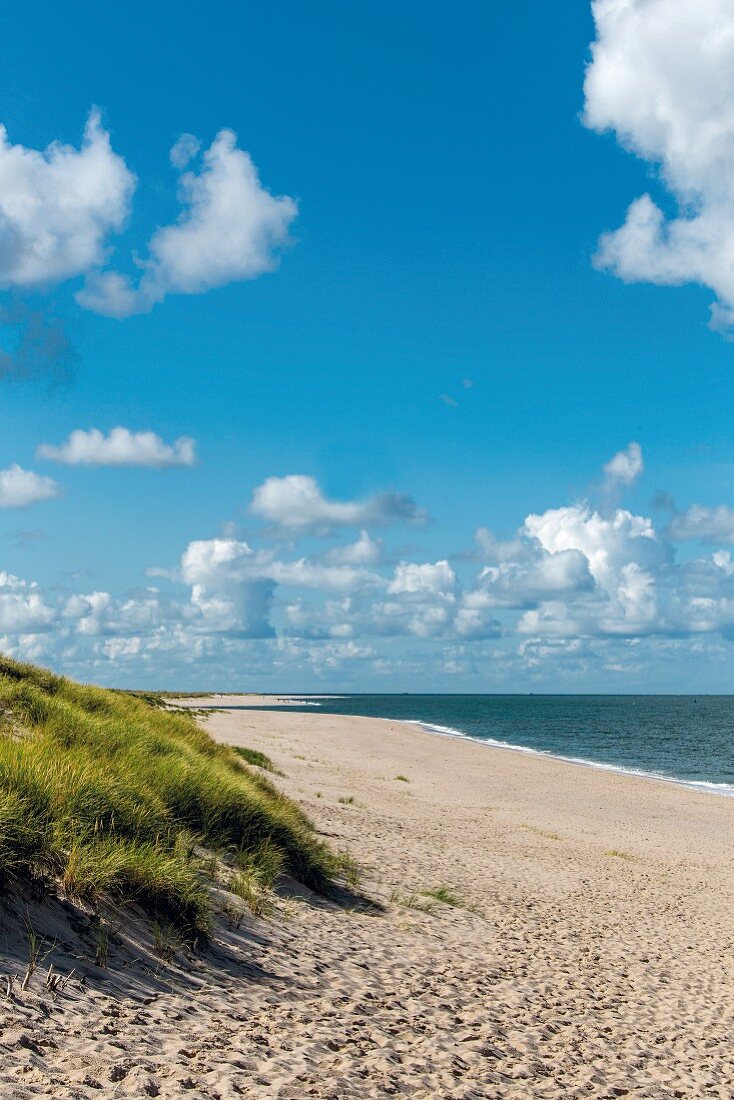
250, 474, 426, 534
325, 530, 383, 566
0, 114, 296, 319
0, 572, 55, 631
37, 427, 196, 468
584, 0, 734, 328
0, 109, 135, 289
269, 558, 380, 593
603, 441, 643, 491
374, 560, 458, 638
524, 504, 663, 588
519, 504, 667, 636
387, 560, 456, 597
0, 465, 60, 507
179, 537, 276, 637
471, 550, 594, 610
77, 129, 297, 318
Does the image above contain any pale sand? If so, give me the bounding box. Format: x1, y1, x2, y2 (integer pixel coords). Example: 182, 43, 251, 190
1, 698, 733, 1098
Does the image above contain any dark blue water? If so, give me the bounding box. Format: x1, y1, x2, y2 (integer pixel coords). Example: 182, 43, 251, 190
254, 695, 734, 795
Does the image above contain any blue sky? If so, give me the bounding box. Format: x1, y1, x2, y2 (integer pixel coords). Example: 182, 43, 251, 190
2, 0, 734, 690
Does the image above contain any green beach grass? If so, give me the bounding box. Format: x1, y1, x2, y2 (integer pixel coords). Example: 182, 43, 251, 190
0, 657, 336, 939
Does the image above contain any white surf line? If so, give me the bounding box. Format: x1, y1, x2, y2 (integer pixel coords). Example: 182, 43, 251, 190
401, 718, 734, 799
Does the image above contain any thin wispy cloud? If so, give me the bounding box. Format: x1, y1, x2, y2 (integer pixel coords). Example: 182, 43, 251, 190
5, 528, 45, 548
0, 301, 76, 384
439, 378, 476, 408
169, 133, 201, 169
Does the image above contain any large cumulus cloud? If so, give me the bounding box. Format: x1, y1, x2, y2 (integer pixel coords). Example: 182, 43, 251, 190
584, 0, 734, 328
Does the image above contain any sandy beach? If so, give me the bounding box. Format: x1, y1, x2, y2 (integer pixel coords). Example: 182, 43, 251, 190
2, 697, 734, 1098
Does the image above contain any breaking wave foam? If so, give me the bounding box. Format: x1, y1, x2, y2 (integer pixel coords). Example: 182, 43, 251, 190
403, 719, 734, 798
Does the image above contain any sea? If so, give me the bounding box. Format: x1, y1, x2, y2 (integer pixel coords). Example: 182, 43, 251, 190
252, 694, 734, 797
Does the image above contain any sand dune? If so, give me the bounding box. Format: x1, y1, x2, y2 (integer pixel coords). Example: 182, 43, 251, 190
1, 698, 733, 1098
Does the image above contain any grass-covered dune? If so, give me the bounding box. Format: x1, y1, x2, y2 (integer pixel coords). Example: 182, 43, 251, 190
0, 657, 336, 939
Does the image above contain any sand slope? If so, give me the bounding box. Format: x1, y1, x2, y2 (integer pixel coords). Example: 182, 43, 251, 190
1, 698, 733, 1098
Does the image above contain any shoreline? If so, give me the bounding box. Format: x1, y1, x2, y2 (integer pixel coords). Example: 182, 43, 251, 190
189, 692, 734, 800
407, 717, 734, 799
178, 695, 734, 878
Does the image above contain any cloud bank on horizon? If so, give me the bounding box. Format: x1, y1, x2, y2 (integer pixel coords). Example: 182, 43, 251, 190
585, 0, 734, 329
3, 443, 734, 688
0, 111, 296, 319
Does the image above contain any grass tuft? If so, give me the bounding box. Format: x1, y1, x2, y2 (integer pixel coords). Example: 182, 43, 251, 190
522, 824, 562, 841
606, 848, 636, 862
392, 883, 482, 917
334, 851, 361, 889
233, 746, 284, 775
390, 889, 436, 913
230, 869, 275, 919
421, 885, 463, 907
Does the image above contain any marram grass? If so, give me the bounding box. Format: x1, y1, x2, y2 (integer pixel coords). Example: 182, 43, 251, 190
0, 656, 336, 938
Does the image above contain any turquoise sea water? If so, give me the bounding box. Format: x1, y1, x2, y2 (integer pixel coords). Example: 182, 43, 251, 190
250, 695, 734, 796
